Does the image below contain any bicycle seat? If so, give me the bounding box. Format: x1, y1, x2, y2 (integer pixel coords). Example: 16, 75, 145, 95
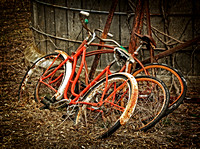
135, 32, 156, 47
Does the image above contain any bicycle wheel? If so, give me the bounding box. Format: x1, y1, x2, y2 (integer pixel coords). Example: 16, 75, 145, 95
126, 76, 169, 131
132, 63, 187, 115
75, 73, 138, 139
18, 53, 67, 108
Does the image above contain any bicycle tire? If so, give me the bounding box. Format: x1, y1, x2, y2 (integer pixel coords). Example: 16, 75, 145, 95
75, 73, 138, 139
18, 53, 67, 108
132, 63, 187, 115
126, 75, 169, 131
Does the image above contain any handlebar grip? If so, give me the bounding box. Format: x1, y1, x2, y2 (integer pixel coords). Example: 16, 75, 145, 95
107, 33, 113, 38
80, 11, 90, 17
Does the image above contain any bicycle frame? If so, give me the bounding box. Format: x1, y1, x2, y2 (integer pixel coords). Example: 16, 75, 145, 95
39, 37, 132, 110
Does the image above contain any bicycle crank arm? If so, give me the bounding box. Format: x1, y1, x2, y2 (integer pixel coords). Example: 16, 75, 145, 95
40, 96, 53, 110
52, 99, 71, 105
40, 97, 71, 110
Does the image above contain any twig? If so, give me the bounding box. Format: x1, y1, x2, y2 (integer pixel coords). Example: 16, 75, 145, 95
30, 25, 83, 44
150, 24, 184, 44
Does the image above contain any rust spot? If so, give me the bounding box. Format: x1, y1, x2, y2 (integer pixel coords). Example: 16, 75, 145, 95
120, 80, 138, 125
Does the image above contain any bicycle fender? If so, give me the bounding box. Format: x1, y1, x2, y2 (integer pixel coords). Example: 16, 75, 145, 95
119, 72, 138, 125
54, 50, 72, 100
55, 50, 70, 59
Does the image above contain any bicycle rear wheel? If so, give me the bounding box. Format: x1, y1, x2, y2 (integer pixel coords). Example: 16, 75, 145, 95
75, 73, 138, 139
132, 63, 187, 115
18, 53, 67, 108
127, 76, 169, 131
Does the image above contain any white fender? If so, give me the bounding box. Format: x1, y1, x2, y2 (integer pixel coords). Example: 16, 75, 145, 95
53, 50, 72, 100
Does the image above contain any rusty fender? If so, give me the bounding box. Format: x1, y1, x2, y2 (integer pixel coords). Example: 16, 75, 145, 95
119, 72, 138, 126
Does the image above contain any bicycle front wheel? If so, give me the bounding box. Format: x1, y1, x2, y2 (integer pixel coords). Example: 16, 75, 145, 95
75, 73, 138, 139
132, 63, 187, 115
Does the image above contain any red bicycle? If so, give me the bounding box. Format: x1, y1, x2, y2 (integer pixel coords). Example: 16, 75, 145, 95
19, 11, 172, 138
19, 11, 139, 139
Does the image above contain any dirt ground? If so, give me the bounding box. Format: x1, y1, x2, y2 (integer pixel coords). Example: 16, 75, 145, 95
0, 1, 199, 148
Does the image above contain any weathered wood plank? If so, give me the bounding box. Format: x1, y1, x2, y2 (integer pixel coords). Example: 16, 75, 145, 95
32, 1, 39, 46
119, 0, 130, 47
44, 0, 55, 53
67, 0, 82, 54
37, 0, 46, 54
54, 0, 68, 52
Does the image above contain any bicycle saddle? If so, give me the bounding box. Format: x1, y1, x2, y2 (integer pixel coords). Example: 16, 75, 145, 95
135, 32, 156, 47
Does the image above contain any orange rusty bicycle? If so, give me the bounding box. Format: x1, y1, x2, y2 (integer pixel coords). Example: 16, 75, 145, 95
19, 11, 139, 139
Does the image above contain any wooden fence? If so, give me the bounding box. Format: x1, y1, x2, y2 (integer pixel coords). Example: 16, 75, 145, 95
31, 0, 131, 53
31, 0, 200, 75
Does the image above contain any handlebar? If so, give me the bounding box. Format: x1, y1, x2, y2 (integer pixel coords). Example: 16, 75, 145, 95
95, 29, 113, 38
80, 11, 90, 17
79, 11, 156, 53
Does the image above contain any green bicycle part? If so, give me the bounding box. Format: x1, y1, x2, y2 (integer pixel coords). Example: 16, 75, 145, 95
120, 46, 128, 52
84, 18, 89, 24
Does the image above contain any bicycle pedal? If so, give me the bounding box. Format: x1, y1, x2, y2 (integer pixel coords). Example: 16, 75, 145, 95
44, 96, 54, 103
41, 98, 51, 108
